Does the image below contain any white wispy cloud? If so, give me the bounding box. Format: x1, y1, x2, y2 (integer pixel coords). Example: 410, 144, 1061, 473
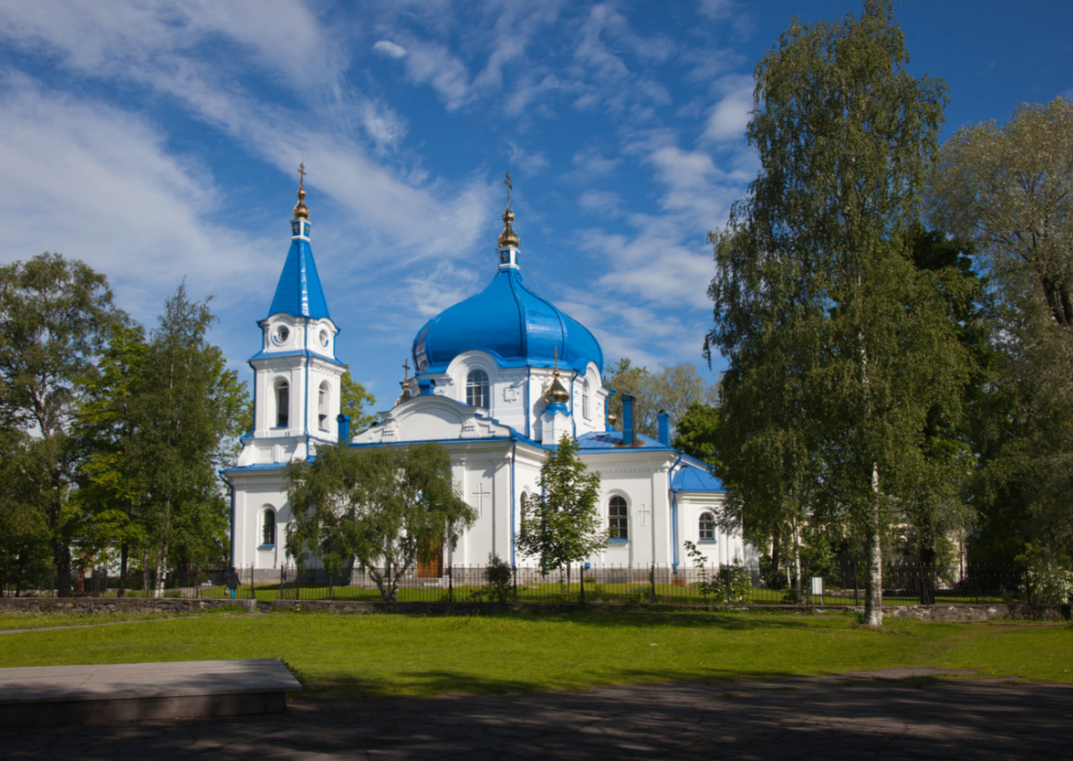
0, 75, 268, 320
0, 0, 492, 267
373, 39, 407, 58
702, 74, 754, 143
507, 142, 550, 174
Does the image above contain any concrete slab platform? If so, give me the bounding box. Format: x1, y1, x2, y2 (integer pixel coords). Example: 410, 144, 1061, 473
0, 659, 301, 727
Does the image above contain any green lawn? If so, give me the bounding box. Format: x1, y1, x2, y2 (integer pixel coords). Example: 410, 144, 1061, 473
1, 608, 1070, 699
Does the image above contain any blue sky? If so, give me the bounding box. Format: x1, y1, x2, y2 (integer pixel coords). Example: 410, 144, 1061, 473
1, 1, 1071, 411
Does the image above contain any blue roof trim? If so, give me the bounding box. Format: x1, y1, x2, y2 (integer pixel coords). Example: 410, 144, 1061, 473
670, 466, 725, 493
221, 463, 287, 475
268, 236, 331, 320
347, 432, 544, 450
576, 430, 675, 451
247, 348, 346, 368
412, 267, 603, 375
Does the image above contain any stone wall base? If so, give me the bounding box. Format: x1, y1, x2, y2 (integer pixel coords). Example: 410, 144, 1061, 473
0, 597, 1067, 621
0, 598, 256, 615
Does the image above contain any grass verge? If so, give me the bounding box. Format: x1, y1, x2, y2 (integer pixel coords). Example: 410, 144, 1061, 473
0, 605, 251, 631
0, 608, 1068, 699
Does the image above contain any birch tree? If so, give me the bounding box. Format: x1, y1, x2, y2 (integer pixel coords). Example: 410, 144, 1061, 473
287, 442, 474, 601
707, 1, 969, 625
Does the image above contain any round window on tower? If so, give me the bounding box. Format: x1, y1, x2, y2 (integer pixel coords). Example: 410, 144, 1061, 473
319, 329, 329, 348
272, 325, 290, 345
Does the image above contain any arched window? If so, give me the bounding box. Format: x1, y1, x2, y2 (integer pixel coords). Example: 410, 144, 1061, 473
520, 492, 530, 532
275, 380, 289, 428
466, 369, 489, 409
699, 512, 716, 542
609, 495, 628, 540
262, 509, 276, 546
582, 380, 591, 419
318, 381, 331, 431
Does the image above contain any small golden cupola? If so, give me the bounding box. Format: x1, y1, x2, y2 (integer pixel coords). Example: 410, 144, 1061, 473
498, 207, 519, 248
497, 172, 521, 269
544, 347, 571, 408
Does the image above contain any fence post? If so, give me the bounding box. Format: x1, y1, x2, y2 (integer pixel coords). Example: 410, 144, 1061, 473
580, 566, 586, 606
449, 564, 454, 603
725, 564, 731, 605
513, 565, 517, 602
650, 564, 656, 603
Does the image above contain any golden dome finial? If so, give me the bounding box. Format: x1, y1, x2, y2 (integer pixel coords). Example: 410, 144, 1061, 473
395, 358, 414, 406
293, 162, 309, 220
497, 171, 520, 248
544, 346, 570, 404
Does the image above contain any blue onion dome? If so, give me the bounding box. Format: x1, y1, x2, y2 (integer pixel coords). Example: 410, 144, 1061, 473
412, 202, 603, 375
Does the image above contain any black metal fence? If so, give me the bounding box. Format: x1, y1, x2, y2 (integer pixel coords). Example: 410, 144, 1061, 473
262, 561, 1043, 606
2, 561, 1056, 606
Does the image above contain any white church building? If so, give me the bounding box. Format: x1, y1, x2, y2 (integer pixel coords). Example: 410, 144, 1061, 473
223, 179, 745, 580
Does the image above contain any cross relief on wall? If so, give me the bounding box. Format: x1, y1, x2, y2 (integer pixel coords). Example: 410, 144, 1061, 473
637, 503, 651, 527
471, 483, 491, 518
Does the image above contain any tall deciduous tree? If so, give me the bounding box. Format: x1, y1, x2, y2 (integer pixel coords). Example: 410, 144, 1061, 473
707, 1, 968, 625
287, 441, 474, 601
517, 434, 605, 579
930, 98, 1073, 563
76, 286, 247, 594
340, 368, 376, 432
672, 402, 721, 469
0, 430, 53, 595
0, 253, 124, 596
605, 360, 718, 437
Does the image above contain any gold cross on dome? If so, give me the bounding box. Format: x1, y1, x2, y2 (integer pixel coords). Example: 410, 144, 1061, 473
298, 162, 307, 190
505, 171, 512, 205
402, 358, 410, 381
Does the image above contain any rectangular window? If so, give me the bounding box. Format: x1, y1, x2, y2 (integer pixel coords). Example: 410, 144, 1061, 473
276, 387, 289, 428
609, 496, 628, 540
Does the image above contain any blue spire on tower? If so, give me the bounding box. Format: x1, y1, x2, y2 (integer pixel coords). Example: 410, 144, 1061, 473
267, 166, 331, 320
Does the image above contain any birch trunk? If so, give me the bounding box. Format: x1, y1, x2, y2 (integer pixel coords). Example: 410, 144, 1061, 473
863, 463, 884, 626
792, 515, 803, 604
154, 542, 168, 598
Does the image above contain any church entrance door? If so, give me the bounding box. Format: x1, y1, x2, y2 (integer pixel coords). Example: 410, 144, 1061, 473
416, 536, 444, 578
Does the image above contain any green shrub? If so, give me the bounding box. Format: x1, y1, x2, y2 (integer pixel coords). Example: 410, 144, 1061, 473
1017, 545, 1073, 604
481, 554, 516, 603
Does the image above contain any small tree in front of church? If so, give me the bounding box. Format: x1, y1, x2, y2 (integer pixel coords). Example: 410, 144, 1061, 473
287, 441, 474, 601
517, 434, 606, 584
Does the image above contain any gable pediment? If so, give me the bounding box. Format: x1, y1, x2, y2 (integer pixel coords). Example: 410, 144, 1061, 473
351, 395, 514, 444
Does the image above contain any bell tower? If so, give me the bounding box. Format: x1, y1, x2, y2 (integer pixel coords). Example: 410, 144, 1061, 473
236, 165, 347, 467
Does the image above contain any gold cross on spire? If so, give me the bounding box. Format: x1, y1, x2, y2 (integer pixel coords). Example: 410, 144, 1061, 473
293, 163, 309, 220
505, 171, 512, 206
402, 358, 410, 381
